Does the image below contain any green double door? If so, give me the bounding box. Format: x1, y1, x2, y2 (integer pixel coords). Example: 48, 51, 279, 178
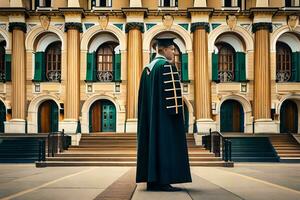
220, 100, 244, 133
38, 100, 59, 133
280, 100, 298, 133
89, 100, 116, 133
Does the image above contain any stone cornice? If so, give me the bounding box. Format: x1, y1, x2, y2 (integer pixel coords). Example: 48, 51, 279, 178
191, 22, 210, 33
125, 22, 144, 33
8, 22, 27, 33
122, 7, 148, 17
65, 22, 83, 32
250, 7, 278, 16
252, 22, 273, 33
59, 7, 84, 14
187, 7, 214, 17
0, 7, 27, 17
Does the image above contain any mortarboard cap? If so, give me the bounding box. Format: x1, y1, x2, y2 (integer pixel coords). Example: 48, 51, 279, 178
155, 37, 175, 47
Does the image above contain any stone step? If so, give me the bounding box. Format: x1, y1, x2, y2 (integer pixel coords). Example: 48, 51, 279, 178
274, 149, 300, 153
36, 161, 233, 167
46, 157, 222, 162
55, 152, 216, 157
279, 157, 300, 163
273, 147, 300, 150
278, 153, 300, 157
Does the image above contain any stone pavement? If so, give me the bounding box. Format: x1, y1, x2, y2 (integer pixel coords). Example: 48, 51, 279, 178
0, 163, 300, 200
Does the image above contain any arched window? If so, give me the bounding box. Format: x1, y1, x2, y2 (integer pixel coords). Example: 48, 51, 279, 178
45, 42, 61, 81
0, 43, 5, 81
276, 42, 292, 82
96, 42, 117, 82
217, 43, 235, 82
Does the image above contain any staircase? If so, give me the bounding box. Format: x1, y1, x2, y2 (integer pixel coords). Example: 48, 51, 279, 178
269, 134, 300, 162
36, 133, 233, 167
0, 134, 47, 163
229, 137, 279, 162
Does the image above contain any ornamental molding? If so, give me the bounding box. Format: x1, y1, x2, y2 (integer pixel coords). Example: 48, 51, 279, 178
191, 22, 210, 33
252, 22, 273, 33
99, 15, 109, 30
125, 22, 144, 33
64, 22, 83, 32
39, 15, 50, 30
162, 14, 174, 30
226, 15, 237, 30
8, 22, 27, 33
287, 15, 299, 31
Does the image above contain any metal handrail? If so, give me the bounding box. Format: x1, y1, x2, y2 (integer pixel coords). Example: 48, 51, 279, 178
203, 129, 232, 162
47, 129, 68, 157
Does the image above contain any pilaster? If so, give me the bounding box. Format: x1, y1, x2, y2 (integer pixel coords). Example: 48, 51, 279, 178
189, 9, 216, 133
123, 8, 146, 132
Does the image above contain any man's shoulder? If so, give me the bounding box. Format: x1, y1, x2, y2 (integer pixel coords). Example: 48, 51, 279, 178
153, 59, 171, 71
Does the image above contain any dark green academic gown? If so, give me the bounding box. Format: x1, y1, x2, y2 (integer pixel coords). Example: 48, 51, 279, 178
136, 56, 192, 184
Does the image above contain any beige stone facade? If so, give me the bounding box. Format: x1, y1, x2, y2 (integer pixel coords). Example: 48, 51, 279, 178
0, 0, 299, 135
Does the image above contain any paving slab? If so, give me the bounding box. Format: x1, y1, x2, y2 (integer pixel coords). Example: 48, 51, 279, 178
192, 167, 300, 200
132, 183, 192, 200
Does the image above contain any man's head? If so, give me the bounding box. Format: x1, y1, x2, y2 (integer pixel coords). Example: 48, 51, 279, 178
155, 37, 176, 62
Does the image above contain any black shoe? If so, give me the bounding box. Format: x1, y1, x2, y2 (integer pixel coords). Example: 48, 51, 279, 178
147, 183, 182, 192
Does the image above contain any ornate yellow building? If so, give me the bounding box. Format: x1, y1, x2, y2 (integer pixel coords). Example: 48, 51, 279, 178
0, 0, 299, 144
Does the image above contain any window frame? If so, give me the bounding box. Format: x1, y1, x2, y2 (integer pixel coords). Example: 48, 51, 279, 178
217, 42, 236, 82
91, 0, 112, 8
159, 0, 178, 7
45, 41, 62, 82
96, 42, 118, 82
276, 42, 292, 82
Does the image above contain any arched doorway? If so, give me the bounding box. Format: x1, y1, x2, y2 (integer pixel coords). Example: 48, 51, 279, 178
38, 100, 59, 133
220, 100, 244, 133
0, 101, 6, 133
280, 100, 298, 133
89, 100, 116, 133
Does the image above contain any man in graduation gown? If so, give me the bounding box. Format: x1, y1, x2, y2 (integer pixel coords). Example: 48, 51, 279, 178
136, 37, 192, 191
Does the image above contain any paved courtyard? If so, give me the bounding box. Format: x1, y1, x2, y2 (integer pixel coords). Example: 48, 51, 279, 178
0, 163, 300, 200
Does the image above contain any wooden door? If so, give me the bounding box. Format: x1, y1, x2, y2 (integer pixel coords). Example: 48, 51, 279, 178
89, 101, 102, 133
38, 100, 58, 133
280, 100, 298, 133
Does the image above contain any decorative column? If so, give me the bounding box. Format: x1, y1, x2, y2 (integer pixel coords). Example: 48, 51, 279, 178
252, 22, 276, 133
60, 22, 82, 135
5, 22, 27, 133
125, 22, 144, 132
191, 22, 215, 132
189, 8, 216, 133
253, 23, 272, 120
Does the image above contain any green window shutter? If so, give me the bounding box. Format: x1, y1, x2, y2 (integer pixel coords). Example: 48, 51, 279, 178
4, 54, 11, 81
34, 52, 45, 81
292, 52, 300, 82
86, 52, 96, 82
235, 52, 246, 82
50, 102, 59, 132
212, 53, 219, 81
89, 109, 92, 133
113, 53, 121, 82
150, 53, 156, 62
181, 53, 189, 82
